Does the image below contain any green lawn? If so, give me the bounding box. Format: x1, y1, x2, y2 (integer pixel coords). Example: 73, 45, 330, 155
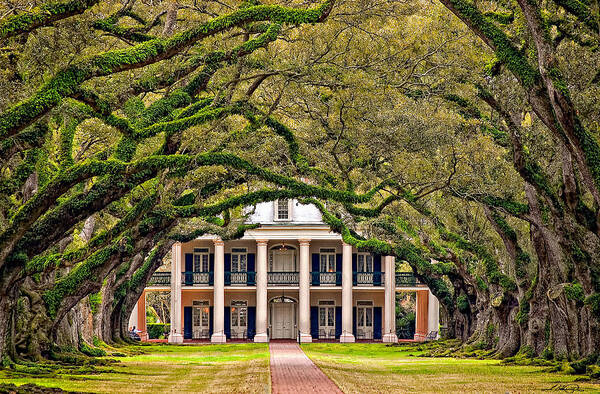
0, 344, 270, 393
302, 343, 600, 393
2, 343, 599, 393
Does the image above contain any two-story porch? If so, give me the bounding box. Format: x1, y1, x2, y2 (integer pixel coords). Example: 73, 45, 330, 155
135, 237, 439, 343
132, 200, 439, 343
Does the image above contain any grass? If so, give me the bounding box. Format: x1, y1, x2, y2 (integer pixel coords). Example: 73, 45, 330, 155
0, 344, 270, 393
2, 342, 599, 393
302, 343, 600, 393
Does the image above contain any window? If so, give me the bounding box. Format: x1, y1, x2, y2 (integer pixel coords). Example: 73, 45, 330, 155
275, 199, 291, 221
193, 248, 209, 272
320, 248, 336, 272
357, 300, 373, 329
318, 300, 335, 338
357, 253, 373, 273
192, 300, 210, 338
231, 248, 247, 272
231, 300, 248, 332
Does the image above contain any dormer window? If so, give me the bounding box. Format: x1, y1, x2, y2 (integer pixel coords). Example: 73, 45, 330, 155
274, 199, 292, 221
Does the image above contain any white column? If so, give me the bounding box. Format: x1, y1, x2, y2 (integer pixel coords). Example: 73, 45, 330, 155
299, 239, 312, 343
428, 290, 440, 339
168, 243, 184, 343
383, 256, 398, 343
340, 242, 355, 342
211, 239, 226, 343
254, 240, 269, 342
128, 302, 138, 331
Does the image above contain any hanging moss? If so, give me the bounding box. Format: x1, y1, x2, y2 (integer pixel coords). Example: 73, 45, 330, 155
564, 282, 585, 304
585, 293, 600, 319
0, 0, 334, 138
457, 294, 470, 313
88, 291, 102, 314
444, 0, 540, 88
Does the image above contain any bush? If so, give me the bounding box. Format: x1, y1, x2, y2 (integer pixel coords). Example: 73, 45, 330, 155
147, 323, 170, 339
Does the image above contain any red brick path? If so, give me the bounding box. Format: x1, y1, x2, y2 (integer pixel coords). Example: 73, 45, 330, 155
270, 342, 343, 394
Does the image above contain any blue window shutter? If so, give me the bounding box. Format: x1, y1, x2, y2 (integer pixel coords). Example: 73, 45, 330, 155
209, 306, 214, 336
247, 307, 256, 339
374, 255, 382, 286
310, 306, 319, 338
352, 254, 357, 285
335, 254, 342, 286
184, 306, 192, 339
224, 254, 231, 286
374, 307, 382, 339
247, 254, 256, 285
224, 307, 231, 339
335, 306, 342, 338
311, 254, 320, 285
352, 307, 357, 337
209, 254, 214, 285
184, 254, 193, 285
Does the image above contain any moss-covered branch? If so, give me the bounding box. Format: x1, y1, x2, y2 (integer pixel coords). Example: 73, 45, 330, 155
0, 0, 100, 41
0, 0, 335, 139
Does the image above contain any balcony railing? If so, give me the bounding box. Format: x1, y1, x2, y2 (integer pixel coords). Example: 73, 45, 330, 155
225, 271, 256, 286
395, 272, 421, 286
353, 271, 384, 286
148, 272, 171, 286
268, 271, 299, 286
182, 271, 213, 286
150, 271, 420, 287
311, 271, 341, 286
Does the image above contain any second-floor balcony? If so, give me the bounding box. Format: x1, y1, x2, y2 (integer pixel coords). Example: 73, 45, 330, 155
182, 271, 213, 286
148, 270, 423, 288
268, 271, 299, 286
225, 271, 256, 286
311, 271, 341, 286
395, 272, 422, 286
353, 272, 384, 286
148, 272, 171, 286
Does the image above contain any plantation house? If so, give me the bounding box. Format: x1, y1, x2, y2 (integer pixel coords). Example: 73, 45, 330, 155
131, 200, 440, 342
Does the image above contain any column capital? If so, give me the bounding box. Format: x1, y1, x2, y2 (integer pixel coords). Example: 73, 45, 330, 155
298, 238, 311, 246
213, 238, 224, 246
256, 239, 268, 246
342, 241, 353, 248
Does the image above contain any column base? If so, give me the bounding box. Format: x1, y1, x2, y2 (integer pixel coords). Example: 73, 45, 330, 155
299, 333, 312, 343
339, 333, 355, 343
414, 332, 426, 342
168, 333, 184, 344
139, 331, 148, 341
383, 333, 398, 343
211, 333, 227, 343
254, 333, 269, 343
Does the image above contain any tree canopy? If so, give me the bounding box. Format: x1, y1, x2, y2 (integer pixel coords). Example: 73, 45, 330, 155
0, 0, 599, 372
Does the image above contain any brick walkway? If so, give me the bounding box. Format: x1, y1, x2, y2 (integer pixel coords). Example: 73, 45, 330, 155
270, 342, 343, 394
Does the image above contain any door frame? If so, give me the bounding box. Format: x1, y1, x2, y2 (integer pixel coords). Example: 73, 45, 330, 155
268, 296, 297, 339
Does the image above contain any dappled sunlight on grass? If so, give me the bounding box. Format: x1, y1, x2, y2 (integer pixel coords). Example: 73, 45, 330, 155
302, 343, 600, 393
0, 344, 270, 393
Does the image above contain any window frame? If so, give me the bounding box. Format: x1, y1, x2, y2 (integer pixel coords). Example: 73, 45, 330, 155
318, 300, 336, 331
356, 300, 374, 329
273, 199, 293, 221
319, 248, 337, 272
230, 247, 248, 272
357, 252, 374, 273
193, 248, 210, 272
192, 300, 210, 330
230, 300, 248, 332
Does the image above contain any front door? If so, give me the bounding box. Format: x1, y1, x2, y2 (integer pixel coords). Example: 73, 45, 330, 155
271, 302, 295, 338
